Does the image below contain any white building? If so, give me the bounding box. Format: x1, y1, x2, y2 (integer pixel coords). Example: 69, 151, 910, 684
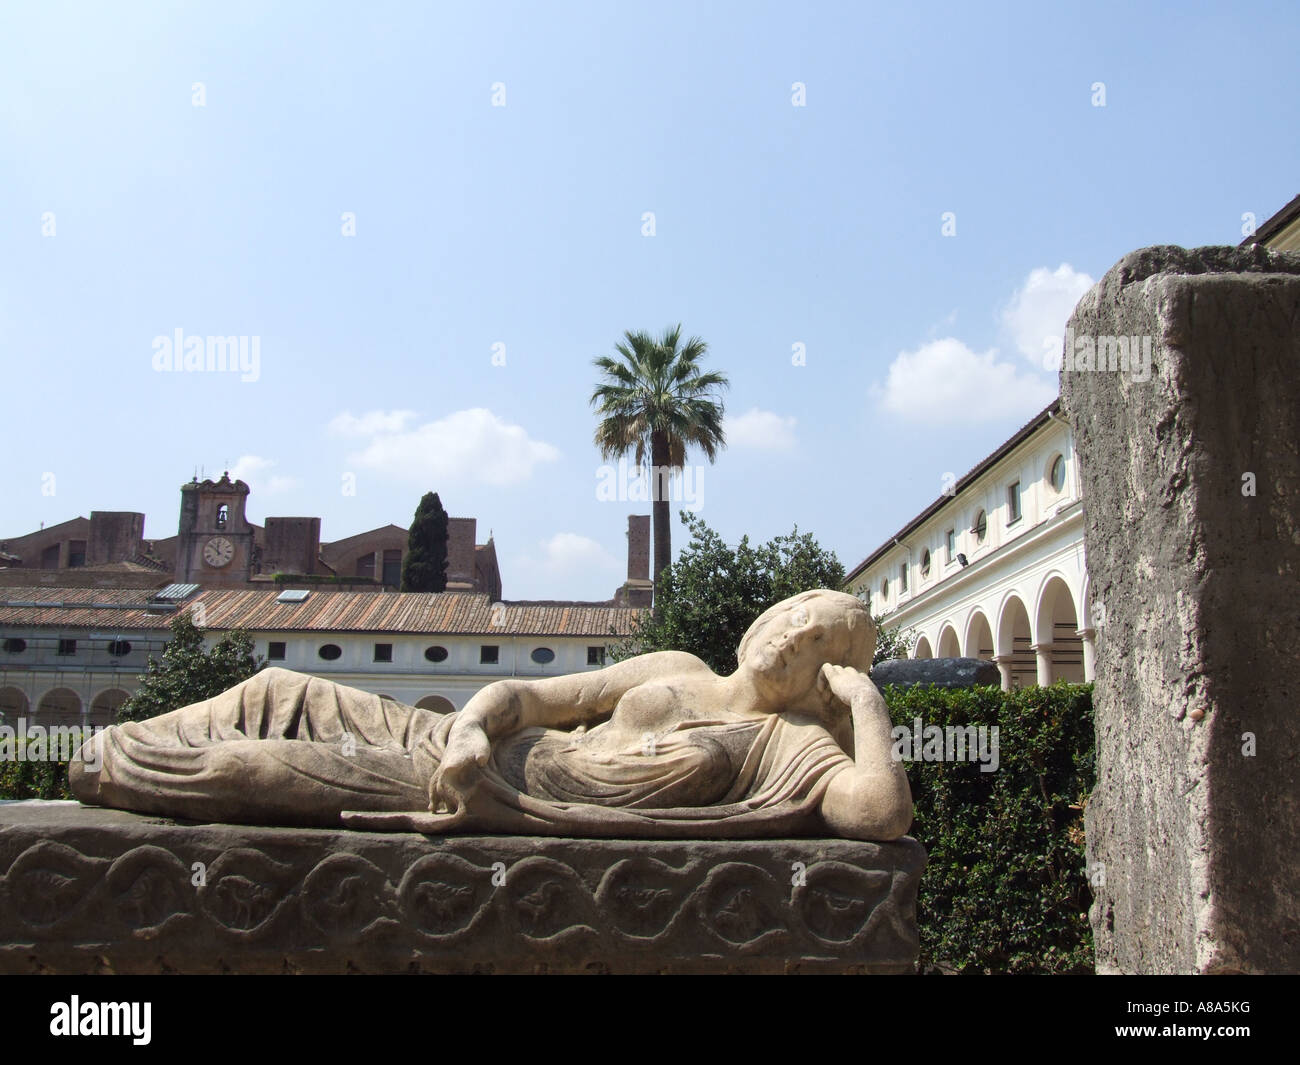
844, 194, 1300, 689
0, 585, 640, 727
845, 400, 1094, 689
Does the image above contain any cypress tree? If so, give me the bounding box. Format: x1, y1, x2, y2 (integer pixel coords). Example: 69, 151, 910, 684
402, 491, 449, 592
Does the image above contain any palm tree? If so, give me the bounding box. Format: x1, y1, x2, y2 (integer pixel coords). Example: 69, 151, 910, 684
591, 325, 729, 600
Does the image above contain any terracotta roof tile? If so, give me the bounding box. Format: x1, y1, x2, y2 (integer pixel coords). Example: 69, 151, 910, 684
0, 586, 643, 637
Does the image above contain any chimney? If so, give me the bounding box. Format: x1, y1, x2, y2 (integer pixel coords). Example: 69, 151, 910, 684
627, 515, 650, 581
446, 518, 477, 589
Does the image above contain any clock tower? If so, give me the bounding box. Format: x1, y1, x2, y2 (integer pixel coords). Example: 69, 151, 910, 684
175, 472, 255, 588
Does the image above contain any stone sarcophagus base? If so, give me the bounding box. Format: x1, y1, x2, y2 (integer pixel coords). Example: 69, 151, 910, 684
0, 803, 925, 974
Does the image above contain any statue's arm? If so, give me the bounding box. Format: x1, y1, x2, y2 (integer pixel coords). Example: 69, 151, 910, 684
817, 667, 913, 841
458, 650, 711, 738
429, 651, 712, 811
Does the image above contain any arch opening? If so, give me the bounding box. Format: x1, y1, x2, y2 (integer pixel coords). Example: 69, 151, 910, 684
997, 596, 1035, 689
1037, 576, 1084, 684
90, 688, 130, 726
965, 611, 994, 661
936, 625, 961, 658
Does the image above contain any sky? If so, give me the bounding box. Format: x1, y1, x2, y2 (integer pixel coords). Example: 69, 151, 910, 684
1, 1, 1297, 600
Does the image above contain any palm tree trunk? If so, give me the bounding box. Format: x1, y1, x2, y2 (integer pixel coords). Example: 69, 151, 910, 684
650, 430, 671, 610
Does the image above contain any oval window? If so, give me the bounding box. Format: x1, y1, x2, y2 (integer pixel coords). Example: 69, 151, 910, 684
3, 638, 27, 654
1050, 454, 1066, 493
318, 644, 342, 661
424, 645, 449, 663
107, 640, 131, 657
530, 647, 555, 665
880, 578, 889, 599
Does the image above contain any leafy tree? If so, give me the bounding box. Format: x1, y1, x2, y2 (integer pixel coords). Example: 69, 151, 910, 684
590, 325, 728, 599
116, 612, 264, 723
610, 512, 846, 675
862, 603, 917, 664
402, 491, 449, 592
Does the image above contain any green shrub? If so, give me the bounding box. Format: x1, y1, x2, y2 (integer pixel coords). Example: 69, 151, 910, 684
0, 741, 74, 800
882, 682, 1095, 974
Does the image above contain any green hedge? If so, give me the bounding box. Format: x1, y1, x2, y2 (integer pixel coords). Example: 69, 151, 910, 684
0, 744, 74, 800
882, 682, 1095, 974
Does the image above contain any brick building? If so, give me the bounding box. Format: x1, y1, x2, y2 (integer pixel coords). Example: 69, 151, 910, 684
0, 477, 655, 726
0, 473, 506, 596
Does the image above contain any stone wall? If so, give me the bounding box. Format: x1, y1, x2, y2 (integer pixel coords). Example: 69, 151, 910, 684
1062, 245, 1300, 974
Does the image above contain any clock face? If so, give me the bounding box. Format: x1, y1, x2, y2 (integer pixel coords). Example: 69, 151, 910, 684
203, 536, 235, 568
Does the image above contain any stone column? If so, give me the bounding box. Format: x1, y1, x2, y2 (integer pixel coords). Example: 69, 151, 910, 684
1076, 627, 1096, 682
1031, 643, 1053, 686
1062, 245, 1300, 974
993, 654, 1014, 691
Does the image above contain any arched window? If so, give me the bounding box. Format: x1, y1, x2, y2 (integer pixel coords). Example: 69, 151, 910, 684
920, 548, 931, 578
216, 504, 229, 530
973, 510, 988, 543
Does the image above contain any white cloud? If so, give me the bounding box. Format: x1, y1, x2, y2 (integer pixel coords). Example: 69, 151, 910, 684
506, 532, 623, 600
725, 408, 798, 451
536, 533, 620, 574
228, 454, 297, 495
874, 338, 1057, 425
328, 409, 417, 437
343, 407, 560, 486
1001, 264, 1095, 367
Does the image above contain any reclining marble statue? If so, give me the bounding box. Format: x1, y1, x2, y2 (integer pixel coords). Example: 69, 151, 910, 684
68, 590, 912, 841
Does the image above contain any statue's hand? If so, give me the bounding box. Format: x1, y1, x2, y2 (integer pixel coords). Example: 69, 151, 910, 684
430, 720, 491, 813
818, 663, 874, 706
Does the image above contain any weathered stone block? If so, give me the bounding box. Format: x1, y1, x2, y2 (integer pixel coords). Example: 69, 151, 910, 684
872, 657, 1002, 691
1061, 245, 1300, 974
0, 802, 925, 974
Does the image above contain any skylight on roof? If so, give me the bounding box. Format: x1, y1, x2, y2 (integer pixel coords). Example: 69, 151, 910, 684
277, 589, 311, 604
154, 583, 200, 602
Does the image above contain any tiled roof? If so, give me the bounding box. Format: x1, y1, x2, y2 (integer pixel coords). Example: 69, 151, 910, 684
0, 587, 172, 631
0, 586, 643, 637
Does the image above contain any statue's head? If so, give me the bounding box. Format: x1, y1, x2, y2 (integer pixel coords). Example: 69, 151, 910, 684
736, 590, 876, 705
